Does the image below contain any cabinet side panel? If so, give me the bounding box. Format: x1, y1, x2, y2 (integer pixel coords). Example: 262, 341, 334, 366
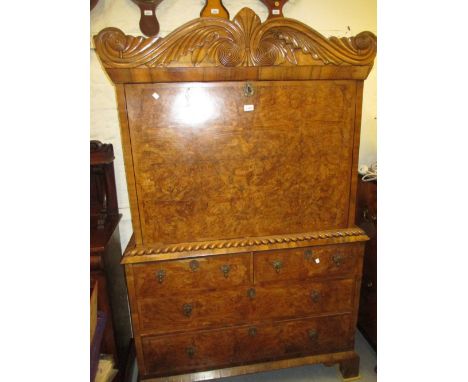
347, 81, 364, 226
116, 84, 143, 244
125, 264, 147, 375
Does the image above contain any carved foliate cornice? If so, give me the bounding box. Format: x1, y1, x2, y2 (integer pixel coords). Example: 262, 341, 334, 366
94, 7, 376, 69
125, 227, 368, 258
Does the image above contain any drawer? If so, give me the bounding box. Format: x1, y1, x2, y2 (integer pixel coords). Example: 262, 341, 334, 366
133, 253, 251, 298
254, 243, 363, 284
251, 278, 355, 321
138, 288, 249, 334
137, 278, 354, 334
234, 314, 352, 364
141, 314, 352, 377
142, 327, 237, 376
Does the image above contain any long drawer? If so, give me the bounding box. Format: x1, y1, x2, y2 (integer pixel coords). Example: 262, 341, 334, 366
142, 314, 352, 377
133, 253, 251, 297
137, 278, 355, 334
254, 243, 363, 284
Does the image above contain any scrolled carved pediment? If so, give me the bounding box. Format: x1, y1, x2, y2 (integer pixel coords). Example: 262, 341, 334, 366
94, 7, 376, 69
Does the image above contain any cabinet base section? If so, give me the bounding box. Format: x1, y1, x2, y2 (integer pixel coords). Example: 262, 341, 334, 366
140, 351, 360, 382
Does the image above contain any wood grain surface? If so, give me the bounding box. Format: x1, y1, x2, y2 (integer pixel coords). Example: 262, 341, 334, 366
254, 243, 364, 284
142, 314, 352, 377
136, 278, 354, 334
133, 253, 252, 297
125, 80, 356, 246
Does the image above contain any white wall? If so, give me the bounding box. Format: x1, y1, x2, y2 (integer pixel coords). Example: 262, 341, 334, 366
90, 0, 377, 249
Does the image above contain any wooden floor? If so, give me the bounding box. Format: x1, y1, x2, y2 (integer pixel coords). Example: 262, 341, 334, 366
133, 331, 376, 382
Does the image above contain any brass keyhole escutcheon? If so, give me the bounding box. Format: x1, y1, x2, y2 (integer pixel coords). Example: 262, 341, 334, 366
189, 259, 200, 272
183, 303, 193, 317
220, 264, 231, 278
244, 82, 254, 97
156, 269, 166, 283
248, 327, 257, 337
247, 288, 256, 299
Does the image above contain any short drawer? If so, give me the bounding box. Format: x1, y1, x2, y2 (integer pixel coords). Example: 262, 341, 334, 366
234, 314, 353, 363
251, 278, 355, 321
142, 327, 237, 377
137, 278, 354, 334
254, 243, 363, 284
133, 252, 251, 298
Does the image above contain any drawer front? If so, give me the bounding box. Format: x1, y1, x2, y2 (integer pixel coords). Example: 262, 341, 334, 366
138, 288, 249, 334
235, 314, 352, 364
141, 314, 352, 377
142, 327, 237, 376
138, 279, 354, 334
133, 253, 251, 298
254, 243, 363, 284
251, 278, 355, 321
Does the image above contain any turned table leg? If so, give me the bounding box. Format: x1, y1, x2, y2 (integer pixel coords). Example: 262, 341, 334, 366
339, 353, 360, 380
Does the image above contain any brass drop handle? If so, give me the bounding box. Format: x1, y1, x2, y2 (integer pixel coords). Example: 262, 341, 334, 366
189, 260, 199, 272
248, 327, 257, 337
220, 264, 231, 278
186, 346, 196, 358
332, 255, 343, 267
247, 288, 256, 299
272, 260, 283, 273
310, 290, 320, 303
183, 303, 193, 317
308, 329, 318, 341
156, 270, 166, 283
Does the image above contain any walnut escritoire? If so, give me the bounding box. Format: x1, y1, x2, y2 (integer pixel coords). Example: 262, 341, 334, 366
93, 6, 376, 381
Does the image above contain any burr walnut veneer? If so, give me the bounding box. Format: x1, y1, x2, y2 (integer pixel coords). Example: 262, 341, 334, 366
94, 8, 376, 381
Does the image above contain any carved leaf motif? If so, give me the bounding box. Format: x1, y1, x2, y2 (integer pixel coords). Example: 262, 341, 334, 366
94, 8, 376, 68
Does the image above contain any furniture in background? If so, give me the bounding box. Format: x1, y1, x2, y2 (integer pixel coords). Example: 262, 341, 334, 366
91, 281, 103, 381
91, 141, 133, 380
94, 7, 376, 381
200, 0, 229, 19
356, 176, 377, 350
260, 0, 289, 18
130, 0, 164, 37
90, 0, 99, 11
91, 311, 107, 381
